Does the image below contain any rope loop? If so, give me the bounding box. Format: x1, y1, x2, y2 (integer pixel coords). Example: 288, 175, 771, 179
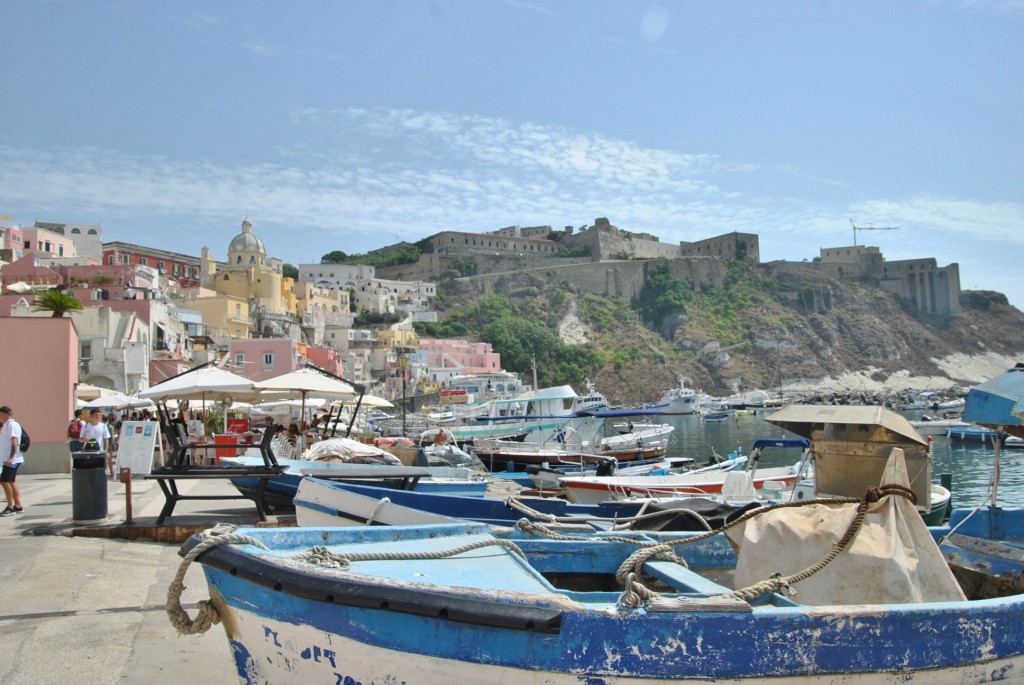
166, 525, 269, 636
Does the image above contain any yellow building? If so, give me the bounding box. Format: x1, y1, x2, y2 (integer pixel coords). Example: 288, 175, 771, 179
182, 293, 251, 339
201, 218, 292, 317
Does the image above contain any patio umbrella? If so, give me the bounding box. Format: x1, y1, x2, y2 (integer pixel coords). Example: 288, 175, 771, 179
82, 391, 154, 410
139, 365, 260, 435
962, 363, 1024, 506
253, 368, 356, 430
76, 383, 113, 401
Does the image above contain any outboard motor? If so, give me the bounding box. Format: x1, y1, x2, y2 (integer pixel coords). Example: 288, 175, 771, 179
596, 459, 617, 477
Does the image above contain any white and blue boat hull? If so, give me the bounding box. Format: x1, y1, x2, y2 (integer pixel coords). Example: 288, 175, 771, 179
184, 510, 1024, 684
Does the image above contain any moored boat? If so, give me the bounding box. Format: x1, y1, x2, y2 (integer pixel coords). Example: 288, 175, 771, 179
172, 458, 1024, 683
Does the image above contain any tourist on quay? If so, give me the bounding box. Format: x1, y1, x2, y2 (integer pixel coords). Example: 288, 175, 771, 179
0, 405, 25, 516
81, 408, 114, 479
67, 408, 85, 452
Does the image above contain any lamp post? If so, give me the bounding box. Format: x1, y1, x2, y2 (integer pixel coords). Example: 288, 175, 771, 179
399, 354, 408, 437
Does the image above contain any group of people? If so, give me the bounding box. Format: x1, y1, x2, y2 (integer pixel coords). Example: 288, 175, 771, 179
66, 407, 151, 479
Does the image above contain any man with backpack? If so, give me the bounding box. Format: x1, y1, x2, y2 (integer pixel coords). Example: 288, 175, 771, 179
0, 405, 25, 516
67, 408, 85, 452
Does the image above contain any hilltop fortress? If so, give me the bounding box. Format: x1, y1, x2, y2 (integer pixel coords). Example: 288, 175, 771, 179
376, 218, 961, 317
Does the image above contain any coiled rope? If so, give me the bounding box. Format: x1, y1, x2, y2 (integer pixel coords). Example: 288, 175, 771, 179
166, 525, 268, 635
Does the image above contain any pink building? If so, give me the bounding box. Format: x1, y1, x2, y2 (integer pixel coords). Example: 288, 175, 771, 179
418, 338, 503, 378
228, 338, 302, 381
0, 317, 78, 474
306, 346, 346, 379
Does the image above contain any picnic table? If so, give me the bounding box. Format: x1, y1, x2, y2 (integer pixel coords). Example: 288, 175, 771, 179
145, 417, 286, 524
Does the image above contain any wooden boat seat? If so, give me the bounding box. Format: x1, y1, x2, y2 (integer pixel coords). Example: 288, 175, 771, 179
642, 560, 733, 595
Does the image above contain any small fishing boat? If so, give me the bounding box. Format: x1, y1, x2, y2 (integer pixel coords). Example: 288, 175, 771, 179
293, 476, 757, 530
172, 444, 1024, 683
223, 437, 488, 508
909, 414, 970, 436
559, 438, 808, 505
946, 425, 1002, 442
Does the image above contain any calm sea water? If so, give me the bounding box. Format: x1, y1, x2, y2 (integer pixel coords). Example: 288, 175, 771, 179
654, 411, 1024, 510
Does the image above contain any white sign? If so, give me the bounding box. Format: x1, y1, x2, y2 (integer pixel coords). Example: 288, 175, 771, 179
116, 421, 161, 475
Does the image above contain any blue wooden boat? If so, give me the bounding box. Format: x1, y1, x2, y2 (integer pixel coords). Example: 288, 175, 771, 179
168, 400, 1024, 682
173, 500, 1024, 683
223, 455, 488, 509
946, 425, 1002, 441
293, 476, 757, 529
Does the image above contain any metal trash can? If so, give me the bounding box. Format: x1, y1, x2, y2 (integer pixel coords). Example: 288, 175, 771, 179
71, 451, 108, 524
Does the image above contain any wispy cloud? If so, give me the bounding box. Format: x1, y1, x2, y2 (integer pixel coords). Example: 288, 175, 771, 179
957, 0, 1024, 16
241, 38, 283, 56
0, 109, 1020, 279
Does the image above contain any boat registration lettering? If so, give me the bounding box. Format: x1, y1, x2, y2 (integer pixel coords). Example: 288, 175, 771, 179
262, 625, 340, 673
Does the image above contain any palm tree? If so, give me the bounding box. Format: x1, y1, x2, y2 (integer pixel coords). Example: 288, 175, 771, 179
31, 289, 85, 317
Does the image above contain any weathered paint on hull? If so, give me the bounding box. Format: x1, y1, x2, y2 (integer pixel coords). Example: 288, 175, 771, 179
200, 563, 1024, 685
212, 599, 1024, 685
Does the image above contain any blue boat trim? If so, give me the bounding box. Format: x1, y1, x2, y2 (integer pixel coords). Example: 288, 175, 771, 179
180, 534, 565, 634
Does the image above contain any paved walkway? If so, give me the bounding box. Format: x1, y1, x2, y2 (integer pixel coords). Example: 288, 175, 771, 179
0, 471, 273, 684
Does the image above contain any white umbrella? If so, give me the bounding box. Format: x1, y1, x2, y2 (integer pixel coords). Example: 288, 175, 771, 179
76, 383, 114, 401
254, 368, 356, 430
338, 394, 394, 409
82, 392, 153, 410
138, 366, 258, 402
139, 366, 259, 435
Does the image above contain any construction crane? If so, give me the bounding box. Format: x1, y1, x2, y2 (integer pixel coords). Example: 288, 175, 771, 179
849, 219, 899, 246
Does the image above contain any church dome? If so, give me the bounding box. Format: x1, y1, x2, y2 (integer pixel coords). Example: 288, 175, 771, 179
227, 218, 268, 268
228, 218, 265, 255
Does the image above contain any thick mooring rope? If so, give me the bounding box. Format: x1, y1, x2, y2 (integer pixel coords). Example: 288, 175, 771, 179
290, 537, 527, 569
166, 526, 269, 635
506, 496, 715, 531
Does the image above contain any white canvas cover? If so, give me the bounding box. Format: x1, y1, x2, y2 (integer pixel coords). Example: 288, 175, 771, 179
726, 448, 966, 605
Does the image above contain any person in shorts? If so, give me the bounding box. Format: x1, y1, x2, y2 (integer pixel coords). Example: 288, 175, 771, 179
0, 405, 25, 516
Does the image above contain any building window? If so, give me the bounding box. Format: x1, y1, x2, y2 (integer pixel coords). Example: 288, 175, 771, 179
235, 304, 242, 319
108, 255, 115, 265
263, 352, 274, 371
173, 264, 180, 276
122, 254, 129, 264
140, 257, 148, 266
80, 342, 92, 359
235, 353, 244, 369
158, 260, 165, 272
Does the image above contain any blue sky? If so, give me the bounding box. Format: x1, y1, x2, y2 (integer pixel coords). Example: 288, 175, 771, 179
2, 1, 1022, 307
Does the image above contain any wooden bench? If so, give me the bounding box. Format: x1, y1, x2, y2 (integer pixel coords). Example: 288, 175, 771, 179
146, 415, 285, 524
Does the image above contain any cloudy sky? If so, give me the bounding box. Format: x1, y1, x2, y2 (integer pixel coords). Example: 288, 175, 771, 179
2, 1, 1022, 306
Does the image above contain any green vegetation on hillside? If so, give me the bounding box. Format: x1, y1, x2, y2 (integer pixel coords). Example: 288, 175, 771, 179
418, 292, 604, 388
322, 241, 425, 268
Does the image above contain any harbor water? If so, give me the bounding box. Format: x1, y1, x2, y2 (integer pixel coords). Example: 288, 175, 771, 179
653, 411, 1024, 509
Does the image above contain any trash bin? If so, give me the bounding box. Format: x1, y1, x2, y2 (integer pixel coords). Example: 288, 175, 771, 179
71, 451, 108, 524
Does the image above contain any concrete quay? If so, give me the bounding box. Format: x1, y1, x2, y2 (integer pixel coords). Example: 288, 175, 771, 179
0, 472, 277, 684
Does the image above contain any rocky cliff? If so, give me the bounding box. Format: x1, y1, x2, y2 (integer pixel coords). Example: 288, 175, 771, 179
439, 259, 1024, 405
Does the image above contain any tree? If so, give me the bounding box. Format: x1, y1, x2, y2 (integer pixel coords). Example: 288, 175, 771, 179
322, 250, 348, 264
32, 289, 85, 317
282, 263, 298, 279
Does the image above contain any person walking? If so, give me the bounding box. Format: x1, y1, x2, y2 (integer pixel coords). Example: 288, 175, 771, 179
81, 408, 113, 478
67, 408, 85, 452
0, 405, 25, 516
